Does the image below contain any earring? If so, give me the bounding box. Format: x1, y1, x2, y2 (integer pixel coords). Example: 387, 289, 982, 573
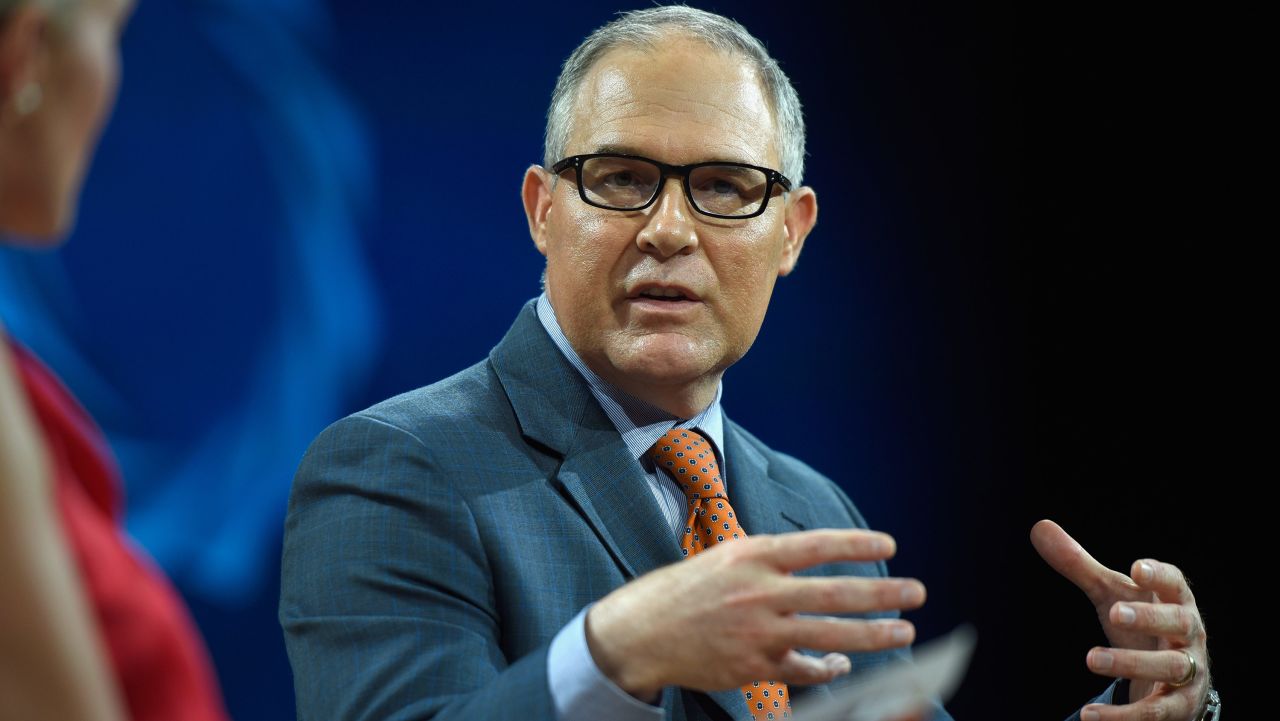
14, 83, 42, 116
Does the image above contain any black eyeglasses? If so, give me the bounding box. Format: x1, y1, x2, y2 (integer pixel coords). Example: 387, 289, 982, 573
550, 153, 792, 220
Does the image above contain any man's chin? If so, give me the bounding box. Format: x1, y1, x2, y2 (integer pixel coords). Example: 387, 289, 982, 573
602, 334, 729, 389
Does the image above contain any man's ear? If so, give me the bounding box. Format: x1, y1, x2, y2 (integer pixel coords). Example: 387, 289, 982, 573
777, 186, 817, 276
522, 165, 556, 257
0, 5, 49, 110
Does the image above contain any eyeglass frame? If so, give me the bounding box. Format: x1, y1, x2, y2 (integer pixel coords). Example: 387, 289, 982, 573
549, 153, 794, 220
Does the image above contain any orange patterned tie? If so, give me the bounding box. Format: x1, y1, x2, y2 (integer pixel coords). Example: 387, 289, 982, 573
649, 428, 791, 720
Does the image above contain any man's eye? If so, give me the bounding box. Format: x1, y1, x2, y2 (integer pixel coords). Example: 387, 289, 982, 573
711, 179, 738, 195
605, 172, 636, 187
699, 178, 742, 196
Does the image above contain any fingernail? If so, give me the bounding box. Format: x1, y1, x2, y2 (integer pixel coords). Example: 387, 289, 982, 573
901, 584, 921, 605
1081, 708, 1100, 721
891, 624, 912, 643
877, 535, 895, 555
1089, 650, 1113, 670
1117, 604, 1136, 625
1136, 561, 1153, 581
824, 654, 851, 675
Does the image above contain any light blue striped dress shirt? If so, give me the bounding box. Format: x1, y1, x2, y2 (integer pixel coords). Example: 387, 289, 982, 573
537, 293, 726, 721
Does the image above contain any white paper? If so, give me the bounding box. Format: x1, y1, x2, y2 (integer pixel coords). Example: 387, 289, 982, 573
791, 624, 976, 721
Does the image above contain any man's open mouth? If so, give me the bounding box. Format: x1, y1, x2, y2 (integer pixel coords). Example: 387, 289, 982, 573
638, 289, 693, 301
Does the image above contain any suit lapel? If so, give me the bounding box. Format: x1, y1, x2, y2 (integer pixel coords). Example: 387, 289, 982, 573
722, 421, 818, 537
554, 418, 684, 579
489, 301, 681, 580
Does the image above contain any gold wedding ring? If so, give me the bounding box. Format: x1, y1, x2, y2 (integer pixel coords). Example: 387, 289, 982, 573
1170, 650, 1197, 688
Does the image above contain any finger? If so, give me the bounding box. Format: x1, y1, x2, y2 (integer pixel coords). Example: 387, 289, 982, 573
770, 576, 925, 614
773, 650, 851, 686
1079, 692, 1194, 721
1030, 519, 1135, 601
755, 529, 896, 572
1086, 647, 1199, 685
1110, 601, 1201, 643
784, 615, 914, 652
1131, 559, 1194, 605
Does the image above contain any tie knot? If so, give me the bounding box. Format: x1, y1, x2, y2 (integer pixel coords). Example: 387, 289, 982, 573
649, 428, 724, 502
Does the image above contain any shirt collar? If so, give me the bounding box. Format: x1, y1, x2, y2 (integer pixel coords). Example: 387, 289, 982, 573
535, 293, 725, 464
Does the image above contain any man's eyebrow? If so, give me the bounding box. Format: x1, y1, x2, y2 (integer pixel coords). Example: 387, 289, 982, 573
590, 144, 758, 167
592, 144, 646, 156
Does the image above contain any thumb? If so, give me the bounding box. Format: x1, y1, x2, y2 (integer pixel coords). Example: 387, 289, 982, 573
775, 650, 851, 687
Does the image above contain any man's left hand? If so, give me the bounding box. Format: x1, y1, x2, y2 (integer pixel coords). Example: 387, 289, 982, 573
1031, 519, 1210, 721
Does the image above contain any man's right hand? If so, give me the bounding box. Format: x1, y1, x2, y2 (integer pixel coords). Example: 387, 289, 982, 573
584, 528, 926, 699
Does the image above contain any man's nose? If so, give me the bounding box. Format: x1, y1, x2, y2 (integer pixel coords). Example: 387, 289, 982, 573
636, 177, 699, 258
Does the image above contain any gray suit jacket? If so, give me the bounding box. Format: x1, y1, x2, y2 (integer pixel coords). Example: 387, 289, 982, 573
280, 301, 953, 720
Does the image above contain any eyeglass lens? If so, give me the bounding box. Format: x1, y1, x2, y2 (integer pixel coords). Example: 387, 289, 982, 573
578, 156, 770, 217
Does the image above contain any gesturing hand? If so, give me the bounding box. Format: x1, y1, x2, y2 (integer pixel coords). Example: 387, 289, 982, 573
1031, 520, 1210, 721
585, 528, 926, 699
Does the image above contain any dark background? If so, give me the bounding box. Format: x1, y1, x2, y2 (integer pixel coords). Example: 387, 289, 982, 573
1009, 5, 1243, 718
5, 2, 1243, 718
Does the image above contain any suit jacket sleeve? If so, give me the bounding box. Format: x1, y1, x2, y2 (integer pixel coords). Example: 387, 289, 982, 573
279, 413, 556, 721
1063, 680, 1127, 721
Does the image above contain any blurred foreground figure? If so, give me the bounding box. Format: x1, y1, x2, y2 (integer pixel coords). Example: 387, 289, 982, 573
0, 1, 229, 719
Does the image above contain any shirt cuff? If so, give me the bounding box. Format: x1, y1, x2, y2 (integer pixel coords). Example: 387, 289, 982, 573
547, 604, 665, 721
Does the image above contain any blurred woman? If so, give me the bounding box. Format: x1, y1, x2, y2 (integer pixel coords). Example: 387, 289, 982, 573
0, 1, 228, 719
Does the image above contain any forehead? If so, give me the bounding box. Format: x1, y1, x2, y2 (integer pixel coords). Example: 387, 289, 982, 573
568, 39, 779, 168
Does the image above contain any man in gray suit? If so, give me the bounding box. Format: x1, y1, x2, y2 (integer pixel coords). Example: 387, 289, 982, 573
280, 8, 1213, 721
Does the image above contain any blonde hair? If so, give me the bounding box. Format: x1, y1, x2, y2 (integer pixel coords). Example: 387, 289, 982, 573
0, 0, 71, 19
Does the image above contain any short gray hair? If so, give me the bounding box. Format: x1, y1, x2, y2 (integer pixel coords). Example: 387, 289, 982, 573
543, 5, 807, 185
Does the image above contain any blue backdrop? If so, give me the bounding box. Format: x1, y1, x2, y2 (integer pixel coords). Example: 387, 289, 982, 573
0, 3, 1027, 718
